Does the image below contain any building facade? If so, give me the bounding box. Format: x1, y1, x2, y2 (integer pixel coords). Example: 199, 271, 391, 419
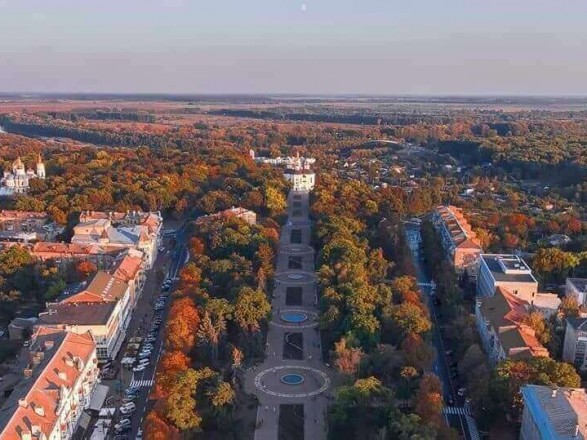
0, 155, 46, 196
563, 318, 587, 371
431, 205, 483, 273
520, 385, 587, 440
283, 152, 316, 191
477, 254, 539, 299
0, 328, 99, 440
72, 211, 161, 268
566, 278, 587, 307
476, 287, 549, 366
36, 272, 131, 361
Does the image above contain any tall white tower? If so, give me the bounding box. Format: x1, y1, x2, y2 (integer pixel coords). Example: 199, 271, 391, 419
36, 154, 46, 179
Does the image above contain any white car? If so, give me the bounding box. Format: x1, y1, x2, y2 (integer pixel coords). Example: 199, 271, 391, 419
114, 419, 131, 430
120, 404, 136, 415
138, 359, 150, 366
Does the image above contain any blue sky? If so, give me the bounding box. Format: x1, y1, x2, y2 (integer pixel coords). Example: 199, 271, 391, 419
0, 0, 586, 94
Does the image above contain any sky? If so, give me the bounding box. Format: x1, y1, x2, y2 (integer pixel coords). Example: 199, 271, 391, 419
0, 0, 586, 95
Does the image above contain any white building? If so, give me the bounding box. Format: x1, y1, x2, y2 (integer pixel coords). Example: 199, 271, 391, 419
566, 278, 587, 307
563, 317, 587, 371
0, 328, 99, 440
0, 155, 46, 196
283, 152, 316, 191
477, 254, 538, 299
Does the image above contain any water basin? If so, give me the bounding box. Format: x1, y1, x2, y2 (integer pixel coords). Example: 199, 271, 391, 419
288, 274, 304, 280
281, 374, 305, 385
281, 312, 308, 323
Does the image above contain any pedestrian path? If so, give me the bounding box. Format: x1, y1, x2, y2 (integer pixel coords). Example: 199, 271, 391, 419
245, 190, 330, 440
129, 378, 154, 388
465, 415, 481, 440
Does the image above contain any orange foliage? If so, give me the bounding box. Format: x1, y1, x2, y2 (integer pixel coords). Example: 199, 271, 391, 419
144, 410, 180, 440
165, 297, 200, 352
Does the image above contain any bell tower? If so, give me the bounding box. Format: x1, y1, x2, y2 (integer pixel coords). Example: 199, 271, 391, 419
36, 154, 46, 179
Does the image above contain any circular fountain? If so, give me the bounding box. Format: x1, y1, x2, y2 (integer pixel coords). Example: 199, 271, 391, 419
281, 312, 308, 323
281, 374, 305, 385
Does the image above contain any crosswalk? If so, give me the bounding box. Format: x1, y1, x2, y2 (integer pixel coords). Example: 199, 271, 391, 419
130, 379, 154, 388
443, 406, 471, 416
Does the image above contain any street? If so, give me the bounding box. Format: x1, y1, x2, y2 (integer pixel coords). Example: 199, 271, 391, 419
95, 223, 189, 440
404, 224, 480, 440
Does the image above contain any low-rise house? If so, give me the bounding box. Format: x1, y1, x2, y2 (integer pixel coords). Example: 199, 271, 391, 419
431, 205, 483, 274
476, 287, 549, 366
36, 272, 131, 361
477, 254, 538, 299
566, 278, 587, 307
0, 327, 99, 440
520, 385, 587, 440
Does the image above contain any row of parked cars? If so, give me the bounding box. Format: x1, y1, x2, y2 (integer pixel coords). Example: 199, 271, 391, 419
113, 280, 173, 437
112, 385, 141, 436
132, 279, 172, 372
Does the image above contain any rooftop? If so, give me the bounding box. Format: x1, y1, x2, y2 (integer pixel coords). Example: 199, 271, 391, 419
37, 301, 116, 326
521, 385, 587, 439
0, 328, 96, 439
63, 271, 128, 304
478, 287, 548, 359
481, 254, 538, 284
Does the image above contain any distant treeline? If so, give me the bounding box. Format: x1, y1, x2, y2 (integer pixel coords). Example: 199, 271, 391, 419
45, 110, 156, 123
0, 116, 166, 148
208, 109, 454, 126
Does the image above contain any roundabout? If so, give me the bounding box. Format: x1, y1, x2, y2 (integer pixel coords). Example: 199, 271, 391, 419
275, 270, 317, 285
281, 244, 315, 255
254, 365, 330, 398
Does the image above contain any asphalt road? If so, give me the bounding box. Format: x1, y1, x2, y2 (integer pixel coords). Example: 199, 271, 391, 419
404, 224, 479, 440
102, 225, 188, 440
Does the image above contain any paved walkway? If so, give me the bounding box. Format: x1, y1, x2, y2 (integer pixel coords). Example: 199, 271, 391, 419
245, 190, 330, 440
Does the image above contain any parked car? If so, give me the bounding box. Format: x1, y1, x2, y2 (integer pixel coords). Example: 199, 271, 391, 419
115, 426, 131, 435
114, 419, 132, 431
121, 402, 136, 410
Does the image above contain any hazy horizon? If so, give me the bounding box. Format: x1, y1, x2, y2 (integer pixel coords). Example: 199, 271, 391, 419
1, 0, 586, 95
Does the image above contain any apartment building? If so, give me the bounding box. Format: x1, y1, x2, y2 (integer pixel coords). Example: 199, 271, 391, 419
566, 278, 587, 307
563, 317, 587, 371
477, 254, 538, 298
476, 287, 549, 366
520, 385, 587, 440
36, 272, 131, 361
31, 242, 123, 270
0, 328, 99, 440
431, 205, 483, 273
110, 249, 145, 307
0, 211, 62, 243
73, 210, 162, 268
